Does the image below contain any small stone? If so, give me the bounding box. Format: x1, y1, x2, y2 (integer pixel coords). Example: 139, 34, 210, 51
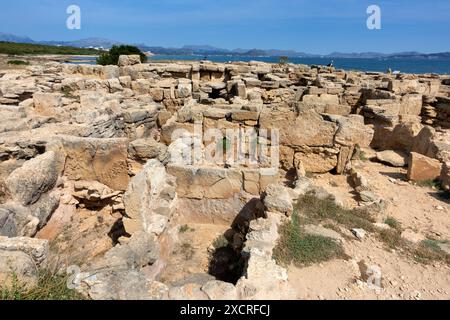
352, 228, 366, 240
401, 229, 425, 244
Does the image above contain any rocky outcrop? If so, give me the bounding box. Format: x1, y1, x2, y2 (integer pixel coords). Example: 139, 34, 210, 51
118, 55, 142, 67
50, 136, 130, 191
1, 57, 450, 300
376, 150, 408, 167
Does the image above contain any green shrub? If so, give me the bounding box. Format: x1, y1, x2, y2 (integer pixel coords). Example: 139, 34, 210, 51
179, 224, 194, 233
278, 56, 289, 65
7, 60, 29, 66
97, 45, 147, 66
384, 217, 401, 231
413, 240, 450, 265
212, 235, 229, 250
416, 179, 443, 190
296, 193, 375, 232
0, 41, 101, 55
280, 193, 450, 267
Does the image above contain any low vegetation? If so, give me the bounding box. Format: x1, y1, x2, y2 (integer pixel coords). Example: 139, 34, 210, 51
0, 270, 86, 300
97, 45, 147, 66
0, 41, 102, 55
7, 60, 30, 66
274, 193, 450, 268
274, 211, 347, 266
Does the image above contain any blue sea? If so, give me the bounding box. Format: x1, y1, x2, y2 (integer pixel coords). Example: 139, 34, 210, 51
69, 55, 450, 75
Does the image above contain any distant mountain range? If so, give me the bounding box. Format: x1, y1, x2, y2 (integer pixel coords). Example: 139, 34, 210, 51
1, 32, 449, 59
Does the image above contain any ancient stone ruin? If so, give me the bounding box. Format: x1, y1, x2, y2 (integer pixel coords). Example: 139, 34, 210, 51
0, 55, 449, 299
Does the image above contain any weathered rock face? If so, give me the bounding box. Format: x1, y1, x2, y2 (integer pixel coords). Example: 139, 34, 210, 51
167, 165, 243, 200
73, 231, 159, 300
6, 151, 59, 206
407, 152, 442, 181
0, 236, 49, 265
52, 136, 130, 191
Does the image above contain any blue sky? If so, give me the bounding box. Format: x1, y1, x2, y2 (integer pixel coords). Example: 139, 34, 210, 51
1, 0, 450, 54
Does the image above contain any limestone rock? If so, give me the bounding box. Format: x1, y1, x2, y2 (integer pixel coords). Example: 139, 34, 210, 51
123, 160, 175, 235
441, 162, 450, 194
351, 228, 367, 240
0, 236, 49, 265
0, 250, 38, 288
52, 136, 130, 191
80, 269, 150, 300
29, 193, 60, 230
0, 203, 38, 237
118, 55, 142, 67
407, 152, 442, 182
128, 138, 168, 162
401, 229, 425, 244
167, 165, 242, 200
294, 150, 338, 174
388, 79, 419, 94
259, 109, 337, 148
263, 184, 293, 216
33, 93, 62, 116
236, 250, 293, 300
169, 283, 209, 300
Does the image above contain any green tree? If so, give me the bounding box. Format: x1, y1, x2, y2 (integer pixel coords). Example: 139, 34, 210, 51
97, 45, 147, 66
278, 56, 289, 65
